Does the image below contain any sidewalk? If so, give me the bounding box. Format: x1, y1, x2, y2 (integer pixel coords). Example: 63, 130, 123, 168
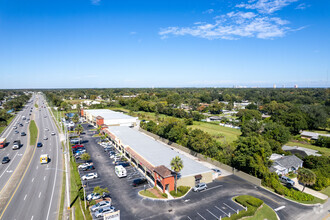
292, 178, 328, 200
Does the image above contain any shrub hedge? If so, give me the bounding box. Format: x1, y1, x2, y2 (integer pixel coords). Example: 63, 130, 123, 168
170, 186, 190, 197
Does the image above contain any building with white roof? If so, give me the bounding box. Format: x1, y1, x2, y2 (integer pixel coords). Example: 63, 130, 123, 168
104, 126, 213, 193
81, 109, 138, 127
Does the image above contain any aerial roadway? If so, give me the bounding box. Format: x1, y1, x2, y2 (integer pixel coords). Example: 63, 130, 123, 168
0, 93, 63, 220
0, 95, 35, 192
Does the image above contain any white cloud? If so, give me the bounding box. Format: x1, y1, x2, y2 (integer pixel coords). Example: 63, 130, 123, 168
236, 0, 298, 14
203, 9, 214, 14
130, 31, 137, 35
91, 0, 101, 5
159, 12, 293, 40
295, 3, 309, 10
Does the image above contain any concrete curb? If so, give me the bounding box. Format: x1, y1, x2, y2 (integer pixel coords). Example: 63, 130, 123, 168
260, 186, 325, 207
0, 112, 39, 216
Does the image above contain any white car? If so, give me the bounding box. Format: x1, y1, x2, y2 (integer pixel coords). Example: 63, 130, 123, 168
91, 201, 111, 212
51, 132, 56, 135
193, 183, 207, 192
94, 206, 115, 218
78, 163, 92, 169
81, 173, 98, 180
45, 128, 49, 131
43, 136, 48, 140
86, 193, 101, 201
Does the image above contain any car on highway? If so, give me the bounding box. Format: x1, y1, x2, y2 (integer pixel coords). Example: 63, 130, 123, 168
25, 121, 29, 124
132, 178, 148, 187
91, 200, 111, 212
193, 183, 207, 192
78, 163, 93, 169
44, 116, 47, 118
51, 132, 56, 135
2, 156, 10, 164
12, 140, 21, 150
81, 173, 98, 180
82, 165, 95, 171
86, 193, 101, 201
13, 126, 17, 129
43, 136, 48, 140
94, 206, 115, 218
19, 123, 23, 127
14, 130, 19, 134
37, 142, 43, 148
21, 132, 26, 136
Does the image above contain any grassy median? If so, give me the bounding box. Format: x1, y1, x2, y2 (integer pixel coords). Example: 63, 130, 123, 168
29, 120, 38, 146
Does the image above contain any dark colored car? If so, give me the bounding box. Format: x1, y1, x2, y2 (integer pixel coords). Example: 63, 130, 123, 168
82, 165, 95, 171
21, 132, 26, 136
115, 161, 130, 167
73, 148, 86, 154
2, 156, 10, 164
37, 142, 43, 148
19, 124, 23, 127
132, 178, 148, 187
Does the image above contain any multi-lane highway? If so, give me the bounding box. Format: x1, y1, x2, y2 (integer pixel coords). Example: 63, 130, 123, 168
0, 95, 35, 192
0, 94, 63, 220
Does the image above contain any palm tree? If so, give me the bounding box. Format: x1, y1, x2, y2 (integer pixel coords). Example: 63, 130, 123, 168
297, 168, 316, 192
75, 124, 84, 135
170, 156, 184, 193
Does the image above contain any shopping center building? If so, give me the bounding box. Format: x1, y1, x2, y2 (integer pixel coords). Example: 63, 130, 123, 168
104, 126, 213, 193
81, 109, 138, 127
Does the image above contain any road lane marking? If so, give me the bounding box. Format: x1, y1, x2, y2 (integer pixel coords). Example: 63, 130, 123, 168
31, 216, 33, 220
0, 152, 18, 179
39, 192, 41, 198
197, 212, 206, 220
274, 206, 285, 211
206, 209, 219, 219
36, 166, 38, 170
187, 216, 192, 220
44, 176, 46, 181
31, 178, 34, 182
24, 194, 27, 200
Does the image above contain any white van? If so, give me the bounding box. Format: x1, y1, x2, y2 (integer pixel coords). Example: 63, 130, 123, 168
115, 165, 127, 178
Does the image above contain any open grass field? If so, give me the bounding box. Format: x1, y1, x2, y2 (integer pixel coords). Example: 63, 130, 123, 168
189, 121, 241, 144
286, 141, 330, 157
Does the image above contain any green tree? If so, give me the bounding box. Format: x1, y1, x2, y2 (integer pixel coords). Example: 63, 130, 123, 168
298, 168, 316, 192
72, 113, 79, 123
93, 186, 109, 194
75, 124, 84, 135
81, 153, 91, 162
170, 156, 184, 193
262, 122, 291, 144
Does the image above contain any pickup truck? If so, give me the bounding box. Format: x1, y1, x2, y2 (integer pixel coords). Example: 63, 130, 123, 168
12, 140, 21, 150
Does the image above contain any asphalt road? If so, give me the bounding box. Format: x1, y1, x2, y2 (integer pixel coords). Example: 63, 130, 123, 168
1, 94, 63, 220
0, 95, 35, 193
80, 123, 319, 220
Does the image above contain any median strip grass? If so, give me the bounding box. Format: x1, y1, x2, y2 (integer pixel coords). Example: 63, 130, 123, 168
29, 120, 38, 146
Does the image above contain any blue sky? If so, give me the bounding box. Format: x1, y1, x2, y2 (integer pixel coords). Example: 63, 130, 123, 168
0, 0, 329, 88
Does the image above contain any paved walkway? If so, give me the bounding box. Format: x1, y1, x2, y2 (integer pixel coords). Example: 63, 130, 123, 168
292, 178, 328, 200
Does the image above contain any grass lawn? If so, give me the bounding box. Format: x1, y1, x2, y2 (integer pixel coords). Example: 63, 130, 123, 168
130, 110, 179, 122
139, 189, 158, 198
29, 120, 38, 146
307, 130, 330, 134
0, 115, 15, 135
286, 141, 330, 157
320, 186, 330, 197
246, 204, 277, 220
188, 121, 241, 144
35, 103, 38, 108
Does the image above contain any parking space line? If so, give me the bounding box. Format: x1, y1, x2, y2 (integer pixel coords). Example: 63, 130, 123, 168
187, 216, 192, 220
215, 205, 230, 217
206, 209, 219, 219
197, 212, 206, 220
224, 203, 239, 214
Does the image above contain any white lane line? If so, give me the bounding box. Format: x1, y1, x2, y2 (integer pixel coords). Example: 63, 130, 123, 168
24, 194, 27, 200
39, 192, 41, 198
31, 178, 34, 182
36, 166, 38, 170
197, 212, 206, 220
44, 176, 46, 181
31, 216, 33, 220
206, 209, 219, 219
274, 206, 285, 211
0, 152, 18, 179
201, 185, 223, 192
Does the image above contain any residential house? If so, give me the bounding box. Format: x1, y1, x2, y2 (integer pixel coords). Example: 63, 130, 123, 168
270, 154, 303, 175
